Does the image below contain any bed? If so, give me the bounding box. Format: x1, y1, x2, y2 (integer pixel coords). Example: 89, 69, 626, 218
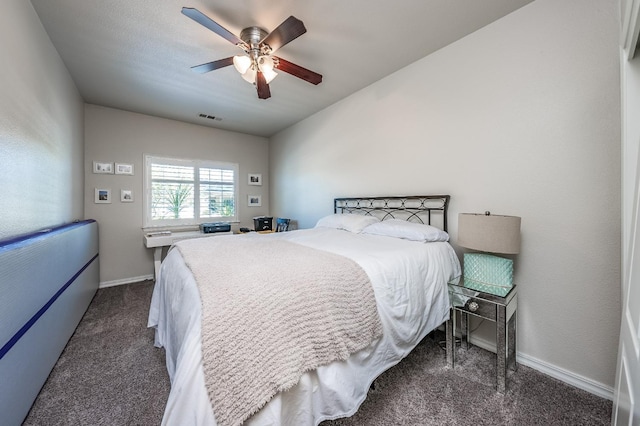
148, 195, 461, 425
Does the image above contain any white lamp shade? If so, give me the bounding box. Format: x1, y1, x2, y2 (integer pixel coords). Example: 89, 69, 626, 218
262, 68, 278, 84
258, 56, 275, 72
458, 213, 521, 254
241, 66, 256, 84
233, 55, 252, 74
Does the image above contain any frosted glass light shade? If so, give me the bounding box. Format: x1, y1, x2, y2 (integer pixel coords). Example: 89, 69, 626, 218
233, 55, 252, 74
241, 67, 256, 84
262, 68, 278, 84
233, 55, 276, 85
258, 56, 275, 72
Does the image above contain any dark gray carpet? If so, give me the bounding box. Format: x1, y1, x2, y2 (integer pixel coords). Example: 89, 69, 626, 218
23, 281, 170, 426
24, 281, 611, 425
321, 336, 612, 426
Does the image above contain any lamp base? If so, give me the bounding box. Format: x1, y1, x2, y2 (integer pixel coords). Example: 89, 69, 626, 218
463, 253, 513, 297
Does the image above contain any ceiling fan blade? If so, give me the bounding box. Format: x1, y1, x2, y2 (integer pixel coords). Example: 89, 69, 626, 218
256, 72, 271, 99
260, 16, 306, 53
181, 7, 244, 46
274, 57, 322, 85
190, 57, 234, 74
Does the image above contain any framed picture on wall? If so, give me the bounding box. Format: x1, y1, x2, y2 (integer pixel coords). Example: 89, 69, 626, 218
120, 189, 133, 202
93, 161, 114, 174
94, 188, 112, 204
248, 173, 262, 186
115, 163, 134, 175
248, 195, 262, 207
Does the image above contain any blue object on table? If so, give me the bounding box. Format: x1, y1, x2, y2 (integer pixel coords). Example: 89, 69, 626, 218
463, 252, 513, 297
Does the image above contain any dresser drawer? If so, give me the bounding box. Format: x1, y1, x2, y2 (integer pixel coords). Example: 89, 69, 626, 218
458, 297, 497, 321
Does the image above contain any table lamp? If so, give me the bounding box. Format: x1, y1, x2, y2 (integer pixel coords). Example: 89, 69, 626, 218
458, 212, 521, 296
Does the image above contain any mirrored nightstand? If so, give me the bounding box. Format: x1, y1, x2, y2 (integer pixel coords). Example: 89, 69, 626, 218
445, 278, 517, 393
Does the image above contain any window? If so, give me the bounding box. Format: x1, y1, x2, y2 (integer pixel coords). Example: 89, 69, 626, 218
144, 155, 238, 227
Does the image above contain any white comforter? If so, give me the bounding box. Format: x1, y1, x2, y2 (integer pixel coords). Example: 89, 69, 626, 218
148, 227, 461, 425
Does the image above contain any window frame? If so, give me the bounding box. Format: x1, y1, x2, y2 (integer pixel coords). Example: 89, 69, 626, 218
143, 154, 239, 228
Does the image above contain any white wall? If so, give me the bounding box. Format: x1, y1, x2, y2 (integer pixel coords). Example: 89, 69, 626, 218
270, 0, 621, 394
0, 0, 84, 239
84, 105, 269, 285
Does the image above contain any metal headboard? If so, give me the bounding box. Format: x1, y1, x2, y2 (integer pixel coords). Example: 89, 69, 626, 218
333, 195, 450, 232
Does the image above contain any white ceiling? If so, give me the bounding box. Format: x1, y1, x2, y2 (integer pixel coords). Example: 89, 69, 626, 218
30, 0, 534, 138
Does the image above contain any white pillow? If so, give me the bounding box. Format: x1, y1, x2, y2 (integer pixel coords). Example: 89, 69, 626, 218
361, 219, 449, 242
315, 214, 380, 233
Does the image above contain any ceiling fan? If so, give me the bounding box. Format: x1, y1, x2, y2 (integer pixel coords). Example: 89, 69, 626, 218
182, 7, 323, 100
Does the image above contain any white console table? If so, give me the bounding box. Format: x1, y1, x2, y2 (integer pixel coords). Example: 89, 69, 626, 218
144, 231, 232, 280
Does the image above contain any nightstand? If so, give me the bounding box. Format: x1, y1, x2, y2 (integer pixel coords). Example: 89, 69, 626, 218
445, 278, 517, 393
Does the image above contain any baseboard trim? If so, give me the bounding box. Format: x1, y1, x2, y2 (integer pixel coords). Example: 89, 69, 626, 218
468, 335, 614, 401
99, 275, 154, 289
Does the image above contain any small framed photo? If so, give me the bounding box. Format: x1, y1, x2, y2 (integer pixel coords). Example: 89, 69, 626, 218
115, 163, 134, 175
248, 195, 262, 207
93, 161, 114, 174
248, 173, 262, 186
94, 188, 112, 204
120, 189, 133, 202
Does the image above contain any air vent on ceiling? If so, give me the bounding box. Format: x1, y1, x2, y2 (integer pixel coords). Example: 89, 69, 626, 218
198, 113, 222, 121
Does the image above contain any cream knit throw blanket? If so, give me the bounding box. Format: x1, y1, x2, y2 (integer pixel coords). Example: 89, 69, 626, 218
173, 235, 383, 426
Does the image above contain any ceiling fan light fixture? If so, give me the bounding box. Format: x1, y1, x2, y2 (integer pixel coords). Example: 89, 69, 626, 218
262, 68, 278, 84
233, 55, 252, 74
241, 66, 257, 84
257, 55, 277, 83
258, 56, 275, 73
